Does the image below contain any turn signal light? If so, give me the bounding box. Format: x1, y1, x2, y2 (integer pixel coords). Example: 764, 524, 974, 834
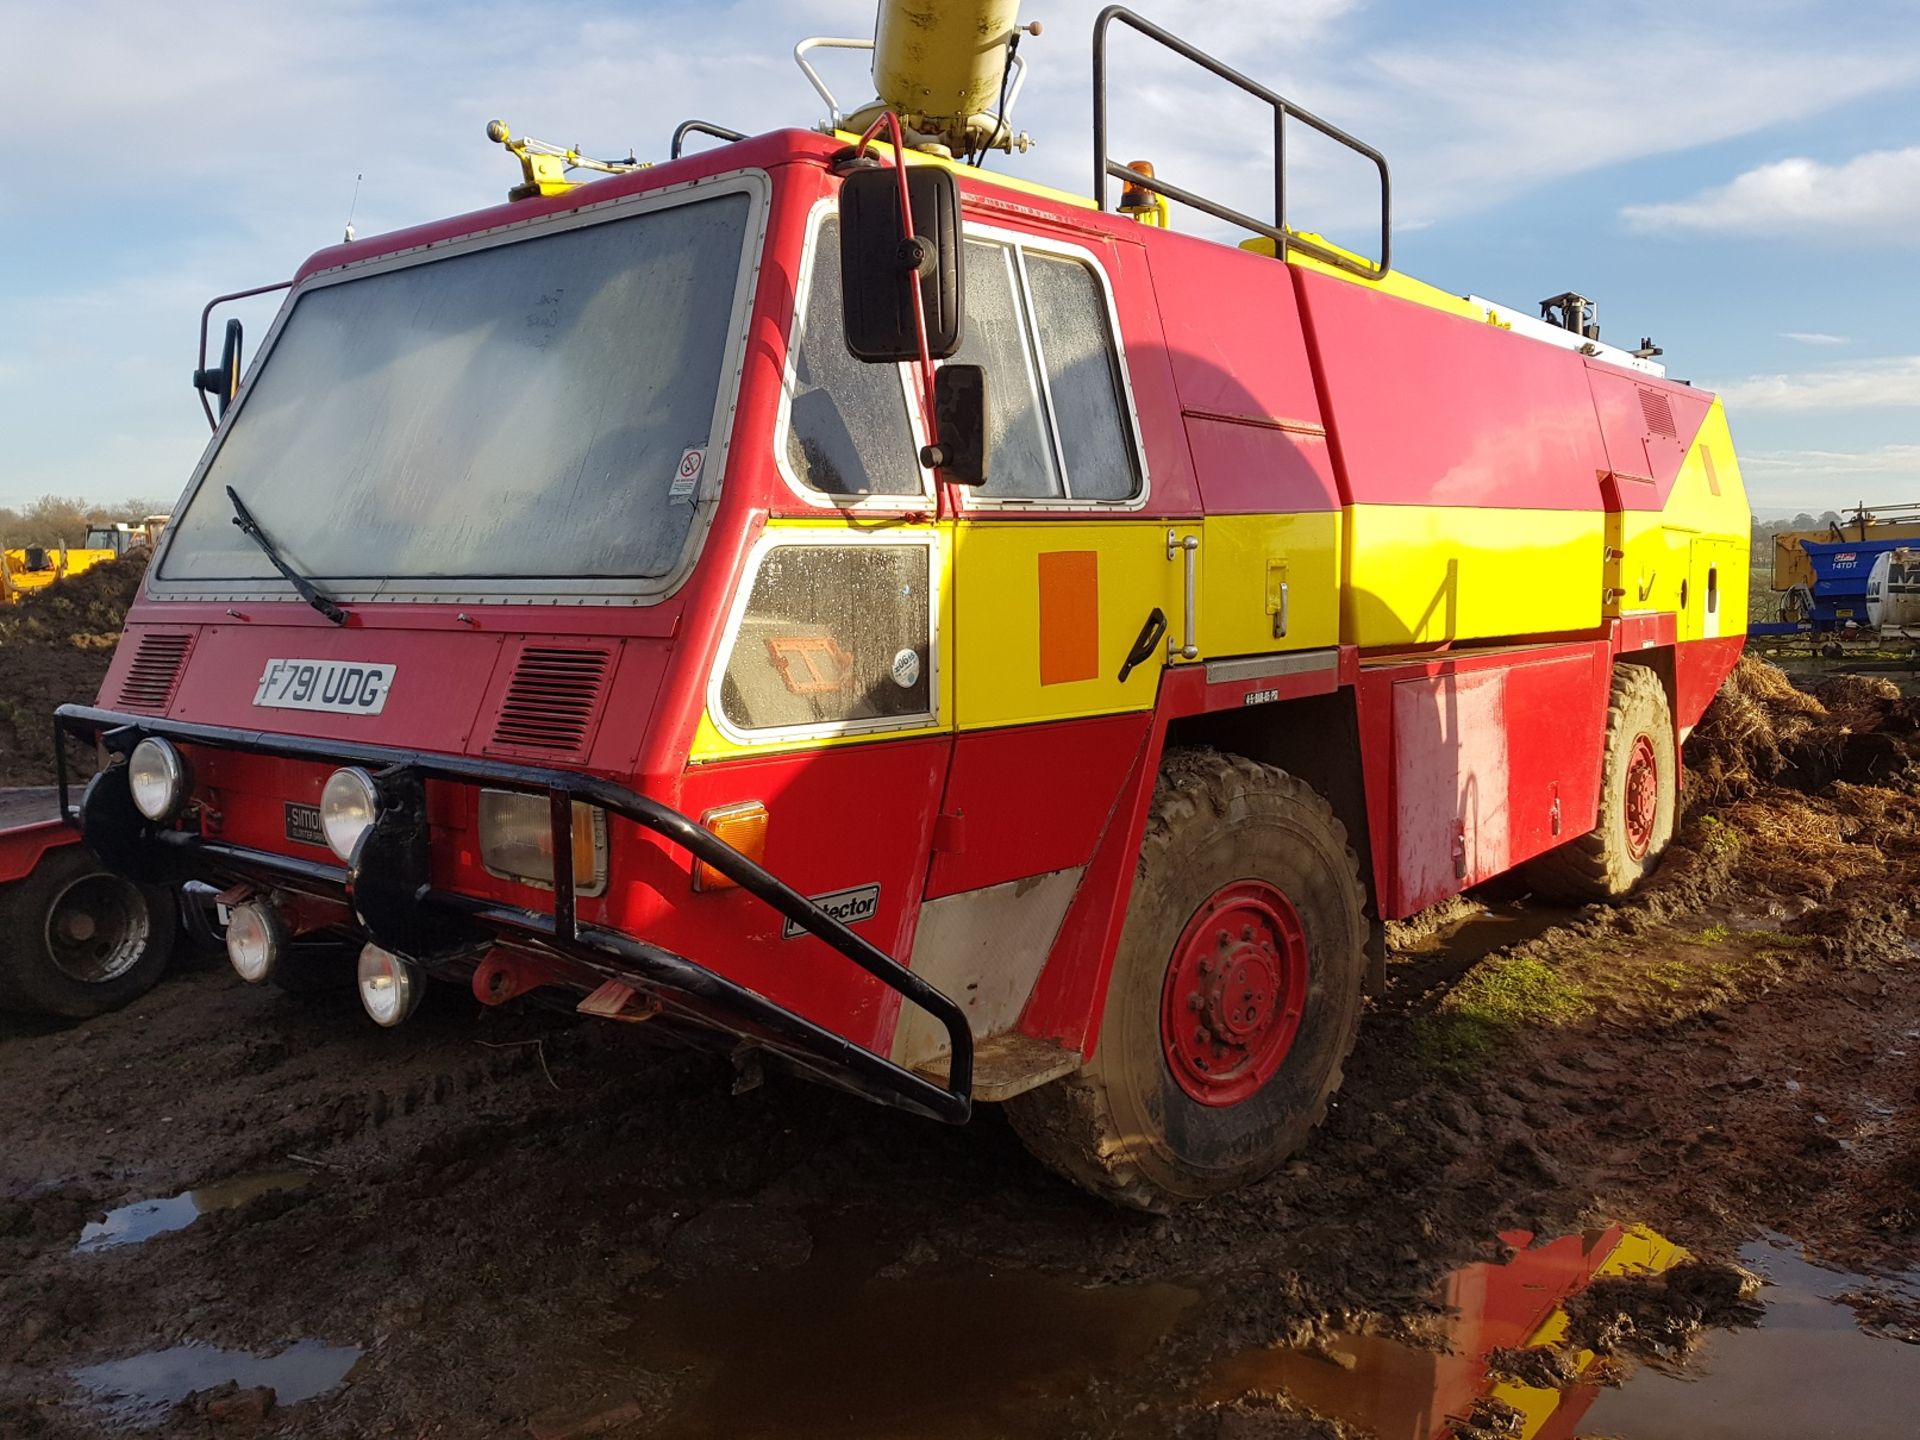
693, 801, 768, 892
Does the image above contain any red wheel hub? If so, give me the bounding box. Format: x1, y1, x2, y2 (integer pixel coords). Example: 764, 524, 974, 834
1160, 880, 1310, 1107
1623, 733, 1660, 860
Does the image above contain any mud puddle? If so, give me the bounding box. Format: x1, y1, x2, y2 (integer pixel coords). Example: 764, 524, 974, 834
1581, 1235, 1920, 1439
616, 1235, 1196, 1439
1403, 900, 1572, 961
74, 1170, 311, 1252
1206, 1226, 1920, 1440
71, 1339, 361, 1425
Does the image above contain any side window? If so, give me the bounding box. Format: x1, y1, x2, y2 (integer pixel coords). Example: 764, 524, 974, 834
951, 241, 1061, 500
785, 218, 924, 498
1025, 254, 1139, 501
949, 238, 1141, 504
720, 543, 933, 733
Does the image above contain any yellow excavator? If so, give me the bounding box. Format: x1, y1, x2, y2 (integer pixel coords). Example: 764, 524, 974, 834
1, 541, 117, 604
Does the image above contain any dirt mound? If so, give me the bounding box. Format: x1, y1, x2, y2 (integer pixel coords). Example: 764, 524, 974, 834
1561, 1258, 1763, 1364
0, 554, 143, 786
1684, 654, 1920, 804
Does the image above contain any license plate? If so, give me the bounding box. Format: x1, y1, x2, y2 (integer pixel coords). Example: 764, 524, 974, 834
284, 802, 327, 848
253, 658, 394, 715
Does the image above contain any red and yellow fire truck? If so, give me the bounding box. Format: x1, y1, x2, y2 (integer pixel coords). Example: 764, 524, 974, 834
30, 5, 1747, 1208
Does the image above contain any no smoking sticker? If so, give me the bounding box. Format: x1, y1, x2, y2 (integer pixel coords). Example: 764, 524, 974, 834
669, 446, 706, 499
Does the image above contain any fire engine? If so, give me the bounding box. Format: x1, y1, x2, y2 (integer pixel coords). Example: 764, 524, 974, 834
10, 4, 1749, 1208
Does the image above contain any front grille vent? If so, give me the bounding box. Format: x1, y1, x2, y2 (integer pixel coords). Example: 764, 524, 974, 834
488, 646, 613, 755
117, 633, 193, 712
1638, 386, 1677, 438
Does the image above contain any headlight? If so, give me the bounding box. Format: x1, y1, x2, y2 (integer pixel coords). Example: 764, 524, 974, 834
320, 767, 380, 862
224, 899, 284, 984
356, 943, 422, 1027
127, 737, 189, 822
477, 790, 606, 894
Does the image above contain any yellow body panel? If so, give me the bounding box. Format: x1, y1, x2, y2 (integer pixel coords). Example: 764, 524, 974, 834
1606, 399, 1751, 640
834, 133, 1099, 212
950, 519, 1183, 730
1198, 511, 1341, 657
1342, 506, 1604, 647
1240, 232, 1490, 324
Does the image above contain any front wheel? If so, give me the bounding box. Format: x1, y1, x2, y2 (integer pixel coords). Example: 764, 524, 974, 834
0, 846, 177, 1019
1007, 749, 1368, 1211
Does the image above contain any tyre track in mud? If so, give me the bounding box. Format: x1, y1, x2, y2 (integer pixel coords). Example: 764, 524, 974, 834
2, 657, 1918, 1438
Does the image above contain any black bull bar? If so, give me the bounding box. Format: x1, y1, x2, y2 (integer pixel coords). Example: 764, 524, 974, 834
55, 704, 973, 1123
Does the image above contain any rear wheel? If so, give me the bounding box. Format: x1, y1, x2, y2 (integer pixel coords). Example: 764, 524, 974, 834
0, 847, 177, 1019
1006, 749, 1368, 1211
1524, 663, 1676, 902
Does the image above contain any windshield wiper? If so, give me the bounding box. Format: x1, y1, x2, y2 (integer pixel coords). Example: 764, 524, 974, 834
226, 486, 349, 626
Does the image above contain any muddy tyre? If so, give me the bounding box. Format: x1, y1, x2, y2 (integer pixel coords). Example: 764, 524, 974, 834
1006, 749, 1368, 1211
0, 847, 177, 1019
1524, 663, 1676, 902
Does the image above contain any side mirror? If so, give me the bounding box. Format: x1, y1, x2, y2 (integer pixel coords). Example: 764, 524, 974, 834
921, 364, 989, 486
838, 164, 963, 363
193, 318, 245, 418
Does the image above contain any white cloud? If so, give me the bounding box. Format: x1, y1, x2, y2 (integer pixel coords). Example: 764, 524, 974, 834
1622, 147, 1920, 237
1714, 357, 1920, 412
1743, 445, 1920, 475
1738, 445, 1920, 510
5, 1, 1920, 506
1781, 332, 1850, 347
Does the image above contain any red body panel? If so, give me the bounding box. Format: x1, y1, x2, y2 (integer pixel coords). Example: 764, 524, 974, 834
929, 716, 1147, 899
0, 820, 75, 886
1585, 360, 1717, 511
1294, 268, 1611, 512
1149, 229, 1339, 516
1355, 641, 1611, 918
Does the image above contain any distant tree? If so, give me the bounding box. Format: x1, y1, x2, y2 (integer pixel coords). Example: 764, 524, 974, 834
0, 495, 177, 547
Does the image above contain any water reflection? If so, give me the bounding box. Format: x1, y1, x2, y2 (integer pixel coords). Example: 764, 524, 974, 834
74, 1170, 311, 1252
1205, 1225, 1681, 1439
1207, 1225, 1920, 1440
72, 1339, 361, 1424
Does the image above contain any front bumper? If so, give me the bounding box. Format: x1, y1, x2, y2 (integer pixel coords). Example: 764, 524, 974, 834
55, 704, 973, 1123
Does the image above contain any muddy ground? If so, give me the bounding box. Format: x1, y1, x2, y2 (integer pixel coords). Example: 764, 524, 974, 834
0, 557, 143, 788
2, 656, 1918, 1437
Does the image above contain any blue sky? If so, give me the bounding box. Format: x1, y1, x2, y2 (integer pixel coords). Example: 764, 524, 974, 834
2, 0, 1915, 516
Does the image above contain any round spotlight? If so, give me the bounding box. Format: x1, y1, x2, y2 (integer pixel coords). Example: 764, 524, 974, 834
356, 943, 422, 1027
224, 898, 285, 984
320, 767, 380, 863
127, 738, 189, 822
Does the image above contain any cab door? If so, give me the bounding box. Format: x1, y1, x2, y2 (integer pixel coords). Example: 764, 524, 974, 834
893, 226, 1179, 1069
945, 227, 1180, 735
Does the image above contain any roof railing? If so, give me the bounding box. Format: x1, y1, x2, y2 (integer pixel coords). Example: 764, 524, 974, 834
1091, 5, 1391, 280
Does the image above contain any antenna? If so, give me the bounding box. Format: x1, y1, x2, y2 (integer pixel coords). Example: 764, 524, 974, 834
343, 173, 363, 243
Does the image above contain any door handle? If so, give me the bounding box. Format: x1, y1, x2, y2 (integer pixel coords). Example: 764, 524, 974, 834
1118, 608, 1167, 683
1166, 530, 1199, 660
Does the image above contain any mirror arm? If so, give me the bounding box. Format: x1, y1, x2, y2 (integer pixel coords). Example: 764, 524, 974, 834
851, 111, 942, 468
195, 280, 290, 431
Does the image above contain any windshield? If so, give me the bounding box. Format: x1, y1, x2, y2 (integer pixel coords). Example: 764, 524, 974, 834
159, 189, 754, 588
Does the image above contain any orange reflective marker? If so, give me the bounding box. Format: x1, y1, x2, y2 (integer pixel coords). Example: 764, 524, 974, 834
1038, 550, 1100, 685
693, 800, 769, 891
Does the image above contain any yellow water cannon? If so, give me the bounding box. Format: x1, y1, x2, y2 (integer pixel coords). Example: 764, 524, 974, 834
802, 0, 1041, 158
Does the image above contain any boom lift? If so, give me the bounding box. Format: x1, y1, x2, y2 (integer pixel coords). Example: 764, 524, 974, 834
11, 4, 1749, 1207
